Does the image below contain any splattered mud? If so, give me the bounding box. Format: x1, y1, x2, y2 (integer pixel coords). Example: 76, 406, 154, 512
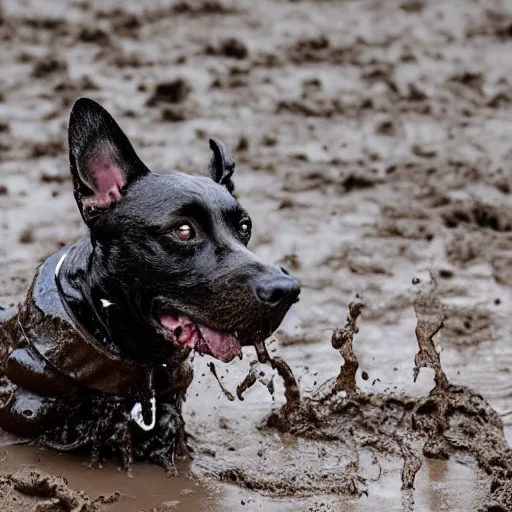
1, 0, 512, 510
264, 281, 512, 509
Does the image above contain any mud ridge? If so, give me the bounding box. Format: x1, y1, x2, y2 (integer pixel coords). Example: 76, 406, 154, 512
0, 468, 121, 512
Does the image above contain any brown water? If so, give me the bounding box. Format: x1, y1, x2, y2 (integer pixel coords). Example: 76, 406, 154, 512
1, 0, 512, 510
0, 437, 493, 511
0, 442, 219, 511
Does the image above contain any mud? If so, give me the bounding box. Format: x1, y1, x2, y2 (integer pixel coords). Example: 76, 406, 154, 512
254, 341, 301, 411
267, 282, 512, 510
2, 0, 512, 510
0, 467, 121, 512
331, 294, 364, 395
208, 362, 235, 402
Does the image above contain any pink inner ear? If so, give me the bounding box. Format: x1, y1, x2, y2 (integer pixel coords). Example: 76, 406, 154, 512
82, 155, 126, 209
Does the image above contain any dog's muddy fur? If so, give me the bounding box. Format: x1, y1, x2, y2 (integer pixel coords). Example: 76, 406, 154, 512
0, 98, 300, 478
2, 0, 512, 510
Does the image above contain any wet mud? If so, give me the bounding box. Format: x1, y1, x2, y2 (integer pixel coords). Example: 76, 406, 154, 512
2, 0, 512, 510
266, 281, 512, 510
0, 467, 121, 512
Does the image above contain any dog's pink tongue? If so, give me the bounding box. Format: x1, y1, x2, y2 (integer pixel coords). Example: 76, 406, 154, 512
196, 325, 241, 363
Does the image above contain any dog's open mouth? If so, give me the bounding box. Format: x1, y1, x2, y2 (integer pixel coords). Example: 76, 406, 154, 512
159, 314, 242, 363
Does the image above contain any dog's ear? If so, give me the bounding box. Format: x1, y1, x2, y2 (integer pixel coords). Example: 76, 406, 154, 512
208, 138, 235, 195
68, 98, 149, 223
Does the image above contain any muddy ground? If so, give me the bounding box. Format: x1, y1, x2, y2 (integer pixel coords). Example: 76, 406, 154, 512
1, 0, 512, 510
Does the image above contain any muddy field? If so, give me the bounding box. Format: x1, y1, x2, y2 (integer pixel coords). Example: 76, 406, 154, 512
1, 0, 512, 510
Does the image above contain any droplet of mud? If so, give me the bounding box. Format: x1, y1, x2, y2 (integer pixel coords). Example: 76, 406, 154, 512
412, 277, 421, 285
361, 370, 369, 381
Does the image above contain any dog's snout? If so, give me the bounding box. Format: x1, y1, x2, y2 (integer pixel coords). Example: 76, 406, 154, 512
254, 274, 301, 307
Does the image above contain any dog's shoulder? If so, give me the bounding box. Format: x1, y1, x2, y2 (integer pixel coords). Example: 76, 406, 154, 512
33, 248, 69, 319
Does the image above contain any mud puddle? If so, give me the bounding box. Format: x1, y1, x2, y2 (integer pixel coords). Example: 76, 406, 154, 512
0, 441, 224, 512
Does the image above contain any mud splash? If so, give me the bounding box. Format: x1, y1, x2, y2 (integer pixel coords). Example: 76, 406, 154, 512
263, 278, 512, 511
254, 341, 300, 412
331, 293, 364, 396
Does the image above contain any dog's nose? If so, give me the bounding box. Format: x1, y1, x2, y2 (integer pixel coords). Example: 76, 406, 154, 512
254, 273, 301, 307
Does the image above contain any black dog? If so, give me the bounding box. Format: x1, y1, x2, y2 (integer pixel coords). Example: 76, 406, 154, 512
0, 98, 300, 471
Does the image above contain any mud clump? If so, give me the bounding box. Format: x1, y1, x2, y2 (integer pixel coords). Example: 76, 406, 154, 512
160, 107, 190, 123
275, 97, 344, 118
441, 201, 512, 232
78, 27, 111, 46
400, 442, 421, 490
206, 38, 248, 59
32, 57, 67, 79
18, 229, 35, 244
40, 171, 69, 184
146, 79, 192, 106
30, 141, 66, 159
0, 468, 121, 512
236, 363, 258, 400
492, 254, 512, 287
400, 0, 425, 13
171, 1, 238, 15
342, 172, 379, 192
286, 35, 331, 64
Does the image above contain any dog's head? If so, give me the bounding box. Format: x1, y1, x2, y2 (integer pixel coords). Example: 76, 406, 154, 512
67, 98, 300, 364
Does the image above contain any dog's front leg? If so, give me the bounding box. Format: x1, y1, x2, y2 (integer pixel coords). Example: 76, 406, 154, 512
132, 360, 193, 475
132, 398, 186, 476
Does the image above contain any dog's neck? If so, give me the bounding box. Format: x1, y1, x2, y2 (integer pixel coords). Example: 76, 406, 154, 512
57, 235, 183, 365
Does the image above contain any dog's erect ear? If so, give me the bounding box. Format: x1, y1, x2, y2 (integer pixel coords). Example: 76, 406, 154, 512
208, 138, 235, 195
68, 98, 149, 223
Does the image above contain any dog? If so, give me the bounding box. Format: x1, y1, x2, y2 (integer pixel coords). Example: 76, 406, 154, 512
0, 98, 300, 471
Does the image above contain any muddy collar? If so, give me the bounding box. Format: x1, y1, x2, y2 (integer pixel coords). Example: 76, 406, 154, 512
59, 252, 159, 430
23, 249, 156, 399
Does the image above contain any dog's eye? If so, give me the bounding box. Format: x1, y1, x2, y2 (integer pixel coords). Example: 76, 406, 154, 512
175, 224, 195, 241
239, 219, 251, 236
